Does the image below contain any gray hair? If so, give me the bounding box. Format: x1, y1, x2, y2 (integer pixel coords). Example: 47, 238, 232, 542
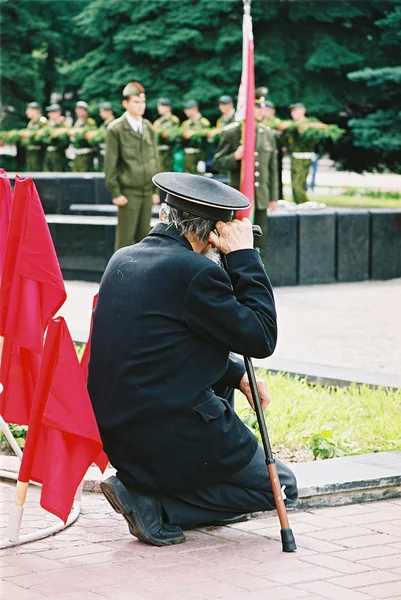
160, 203, 216, 244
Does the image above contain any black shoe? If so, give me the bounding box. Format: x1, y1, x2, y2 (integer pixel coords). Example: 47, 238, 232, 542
211, 514, 250, 526
100, 476, 186, 546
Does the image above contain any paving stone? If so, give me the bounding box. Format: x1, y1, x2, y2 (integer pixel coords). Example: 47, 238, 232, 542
294, 581, 376, 600
328, 569, 400, 589
336, 532, 401, 549
364, 581, 401, 598
298, 553, 371, 574
0, 580, 46, 600
265, 565, 339, 585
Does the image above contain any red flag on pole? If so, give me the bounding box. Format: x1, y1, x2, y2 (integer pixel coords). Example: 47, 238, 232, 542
19, 317, 106, 523
0, 169, 12, 283
0, 175, 66, 353
0, 175, 66, 424
235, 0, 255, 220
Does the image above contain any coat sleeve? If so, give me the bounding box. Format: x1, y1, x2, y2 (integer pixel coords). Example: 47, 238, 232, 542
104, 126, 121, 198
212, 129, 239, 173
184, 249, 277, 359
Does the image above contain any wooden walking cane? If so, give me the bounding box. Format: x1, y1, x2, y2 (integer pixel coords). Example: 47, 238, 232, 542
223, 225, 296, 552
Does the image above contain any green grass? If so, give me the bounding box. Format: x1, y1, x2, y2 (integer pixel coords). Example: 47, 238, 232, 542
236, 371, 401, 461
284, 194, 401, 209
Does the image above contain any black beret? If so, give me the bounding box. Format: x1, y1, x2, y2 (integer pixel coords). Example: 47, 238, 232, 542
27, 102, 41, 109
158, 98, 172, 106
183, 99, 198, 109
218, 95, 233, 105
153, 172, 250, 222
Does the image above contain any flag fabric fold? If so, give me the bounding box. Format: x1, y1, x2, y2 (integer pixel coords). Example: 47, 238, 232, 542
0, 175, 66, 353
0, 175, 66, 425
235, 2, 256, 220
21, 317, 106, 523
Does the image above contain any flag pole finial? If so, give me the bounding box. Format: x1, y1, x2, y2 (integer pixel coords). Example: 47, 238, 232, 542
243, 0, 251, 16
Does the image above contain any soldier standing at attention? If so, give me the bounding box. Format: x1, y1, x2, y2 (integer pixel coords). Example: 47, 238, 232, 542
259, 97, 284, 200
104, 81, 160, 250
98, 102, 116, 170
278, 103, 328, 204
44, 104, 69, 172
71, 101, 97, 172
153, 98, 180, 173
24, 102, 47, 171
208, 95, 236, 143
180, 100, 210, 174
213, 94, 278, 267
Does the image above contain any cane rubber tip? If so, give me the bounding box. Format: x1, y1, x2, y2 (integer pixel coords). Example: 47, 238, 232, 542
281, 527, 297, 552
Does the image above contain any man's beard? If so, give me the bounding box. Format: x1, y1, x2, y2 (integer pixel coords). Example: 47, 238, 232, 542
202, 247, 223, 267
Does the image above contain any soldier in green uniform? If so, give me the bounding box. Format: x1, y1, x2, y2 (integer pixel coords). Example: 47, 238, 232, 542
44, 104, 69, 172
180, 100, 210, 174
71, 101, 97, 172
153, 98, 180, 172
104, 81, 160, 250
259, 96, 284, 200
212, 96, 278, 266
98, 102, 116, 170
24, 102, 47, 171
208, 95, 236, 143
279, 103, 328, 204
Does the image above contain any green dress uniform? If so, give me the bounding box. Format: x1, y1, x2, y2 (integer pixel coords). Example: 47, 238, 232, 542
25, 116, 48, 171
263, 117, 284, 200
283, 117, 320, 204
98, 116, 115, 171
153, 114, 180, 172
71, 117, 97, 172
180, 115, 210, 174
104, 113, 159, 250
216, 110, 236, 131
212, 121, 278, 265
44, 118, 70, 172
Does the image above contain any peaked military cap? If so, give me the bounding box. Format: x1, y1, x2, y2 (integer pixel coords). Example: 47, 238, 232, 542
122, 81, 145, 98
290, 103, 305, 109
218, 95, 233, 105
153, 172, 250, 222
157, 98, 172, 106
183, 99, 198, 109
27, 102, 41, 109
46, 103, 62, 112
99, 102, 113, 111
76, 101, 89, 110
265, 100, 275, 109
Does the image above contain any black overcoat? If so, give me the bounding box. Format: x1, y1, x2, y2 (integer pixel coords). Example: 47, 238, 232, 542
88, 223, 277, 494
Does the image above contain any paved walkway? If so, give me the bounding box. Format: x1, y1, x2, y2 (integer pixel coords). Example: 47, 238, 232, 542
1, 480, 401, 600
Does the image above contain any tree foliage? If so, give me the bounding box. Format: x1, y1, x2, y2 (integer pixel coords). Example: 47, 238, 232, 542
346, 1, 401, 170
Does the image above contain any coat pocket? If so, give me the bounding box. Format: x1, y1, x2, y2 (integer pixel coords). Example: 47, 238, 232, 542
193, 393, 227, 422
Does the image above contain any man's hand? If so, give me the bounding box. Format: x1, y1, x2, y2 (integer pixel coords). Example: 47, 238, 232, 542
112, 195, 128, 207
152, 193, 160, 205
234, 145, 244, 161
208, 218, 254, 254
239, 373, 271, 412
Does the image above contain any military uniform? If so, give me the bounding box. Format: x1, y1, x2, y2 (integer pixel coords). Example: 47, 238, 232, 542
153, 113, 180, 172
180, 114, 210, 174
213, 121, 278, 264
104, 113, 159, 249
71, 115, 97, 172
25, 115, 48, 171
216, 110, 236, 130
44, 106, 69, 172
263, 116, 284, 200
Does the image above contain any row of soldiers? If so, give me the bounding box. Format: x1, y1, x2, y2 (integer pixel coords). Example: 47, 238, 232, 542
8, 89, 340, 205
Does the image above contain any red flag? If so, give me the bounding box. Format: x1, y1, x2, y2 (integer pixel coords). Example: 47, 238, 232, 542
0, 169, 12, 283
0, 175, 66, 353
19, 317, 106, 523
235, 1, 255, 220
